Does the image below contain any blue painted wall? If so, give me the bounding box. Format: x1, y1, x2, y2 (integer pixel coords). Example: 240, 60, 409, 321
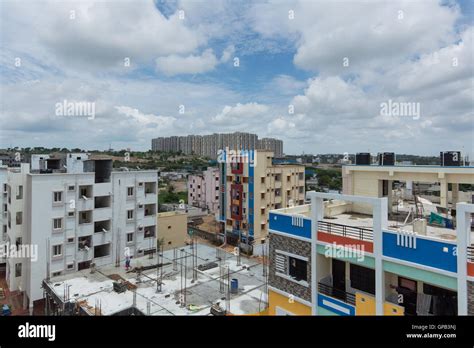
269, 212, 311, 239
317, 293, 355, 316
382, 232, 457, 273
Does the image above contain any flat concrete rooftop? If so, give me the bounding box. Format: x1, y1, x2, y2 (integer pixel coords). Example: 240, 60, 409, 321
45, 244, 267, 316
271, 203, 473, 243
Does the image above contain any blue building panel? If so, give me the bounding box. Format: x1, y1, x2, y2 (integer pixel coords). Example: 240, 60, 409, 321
317, 293, 355, 316
249, 164, 254, 237
382, 231, 457, 273
269, 212, 311, 239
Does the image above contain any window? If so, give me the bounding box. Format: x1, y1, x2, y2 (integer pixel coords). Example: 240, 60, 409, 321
52, 245, 62, 257
52, 271, 62, 277
350, 264, 375, 295
127, 187, 134, 197
127, 209, 134, 220
68, 185, 75, 191
53, 218, 62, 230
15, 263, 22, 277
68, 211, 75, 217
53, 191, 63, 203
126, 233, 133, 243
275, 251, 308, 285
16, 212, 22, 225
16, 185, 23, 200
67, 263, 74, 270
289, 257, 307, 282
67, 237, 74, 243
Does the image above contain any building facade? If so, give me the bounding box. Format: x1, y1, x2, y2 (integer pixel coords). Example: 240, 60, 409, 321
1, 153, 158, 309
187, 167, 220, 215
257, 138, 283, 157
151, 132, 283, 159
342, 164, 474, 215
157, 211, 188, 251
218, 150, 305, 252
267, 191, 474, 316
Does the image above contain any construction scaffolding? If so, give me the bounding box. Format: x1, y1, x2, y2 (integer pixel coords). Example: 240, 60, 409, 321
41, 243, 268, 316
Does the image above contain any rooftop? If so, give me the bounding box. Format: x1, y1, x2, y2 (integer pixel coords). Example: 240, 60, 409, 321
44, 244, 267, 316
272, 202, 473, 243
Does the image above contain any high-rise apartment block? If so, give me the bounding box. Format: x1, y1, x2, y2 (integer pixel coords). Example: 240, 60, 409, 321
151, 132, 283, 158
218, 150, 305, 253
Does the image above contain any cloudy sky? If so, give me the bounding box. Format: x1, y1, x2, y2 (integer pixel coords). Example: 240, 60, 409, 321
0, 0, 473, 156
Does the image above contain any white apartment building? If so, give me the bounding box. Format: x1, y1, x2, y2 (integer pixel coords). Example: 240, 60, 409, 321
0, 153, 158, 310
187, 167, 220, 215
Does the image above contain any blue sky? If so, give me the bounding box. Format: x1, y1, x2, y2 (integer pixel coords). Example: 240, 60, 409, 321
0, 0, 472, 156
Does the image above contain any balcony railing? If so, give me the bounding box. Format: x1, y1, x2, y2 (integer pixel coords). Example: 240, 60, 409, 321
468, 246, 474, 263
318, 282, 356, 306
318, 220, 373, 242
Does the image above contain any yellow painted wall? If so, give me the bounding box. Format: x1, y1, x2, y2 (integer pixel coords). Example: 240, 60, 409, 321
268, 290, 311, 315
356, 292, 404, 316
157, 211, 188, 250
384, 302, 404, 316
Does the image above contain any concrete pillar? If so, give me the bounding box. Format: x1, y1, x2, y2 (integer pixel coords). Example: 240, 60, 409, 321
373, 197, 388, 315
406, 181, 413, 199
440, 180, 449, 210
387, 180, 394, 214
455, 203, 471, 315
310, 194, 324, 316
452, 183, 459, 205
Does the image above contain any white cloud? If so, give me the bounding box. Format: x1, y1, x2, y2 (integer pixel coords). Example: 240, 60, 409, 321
2, 0, 207, 70
155, 49, 219, 75
212, 103, 269, 126
251, 0, 459, 75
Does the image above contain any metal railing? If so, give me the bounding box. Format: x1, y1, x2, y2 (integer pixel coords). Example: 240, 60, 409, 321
318, 220, 373, 241
318, 282, 356, 306
468, 246, 474, 263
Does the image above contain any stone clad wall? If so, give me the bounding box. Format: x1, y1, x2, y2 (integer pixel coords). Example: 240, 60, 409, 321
268, 233, 312, 302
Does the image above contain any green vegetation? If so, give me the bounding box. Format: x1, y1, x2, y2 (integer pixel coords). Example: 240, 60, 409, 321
306, 167, 342, 191
158, 184, 187, 204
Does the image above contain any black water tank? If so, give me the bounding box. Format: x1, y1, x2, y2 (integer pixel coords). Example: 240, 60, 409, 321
440, 151, 461, 166
378, 152, 395, 166
355, 153, 371, 165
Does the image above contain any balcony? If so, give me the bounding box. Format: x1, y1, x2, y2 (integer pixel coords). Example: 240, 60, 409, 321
317, 278, 356, 316
144, 204, 156, 217
78, 210, 93, 225
78, 235, 92, 253
94, 195, 111, 209
94, 220, 110, 233
78, 185, 93, 200
318, 220, 373, 242
318, 282, 356, 306
144, 182, 156, 195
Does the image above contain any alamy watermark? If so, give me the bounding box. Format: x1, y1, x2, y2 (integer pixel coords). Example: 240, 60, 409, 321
55, 99, 95, 120
0, 242, 38, 261
380, 99, 420, 120
324, 242, 365, 262
217, 146, 257, 167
